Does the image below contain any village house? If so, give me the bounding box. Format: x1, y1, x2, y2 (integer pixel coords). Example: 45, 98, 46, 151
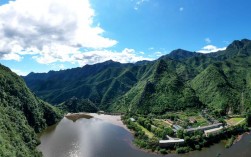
185, 123, 223, 133
159, 139, 185, 147
204, 126, 223, 137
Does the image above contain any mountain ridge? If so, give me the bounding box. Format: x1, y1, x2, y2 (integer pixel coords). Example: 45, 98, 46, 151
23, 39, 251, 116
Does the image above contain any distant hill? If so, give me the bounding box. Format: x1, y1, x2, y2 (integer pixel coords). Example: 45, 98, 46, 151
161, 49, 200, 60
56, 97, 98, 113
24, 39, 251, 116
0, 64, 62, 156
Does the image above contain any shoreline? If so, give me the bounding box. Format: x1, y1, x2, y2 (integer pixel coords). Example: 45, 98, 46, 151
64, 112, 250, 156
65, 112, 130, 132
234, 131, 250, 144
64, 113, 160, 154
89, 113, 130, 131
65, 112, 93, 121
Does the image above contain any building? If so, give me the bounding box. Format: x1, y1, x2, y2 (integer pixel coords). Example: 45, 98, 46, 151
185, 123, 223, 133
159, 139, 185, 147
172, 124, 183, 132
204, 126, 223, 137
130, 118, 135, 122
98, 111, 105, 114
173, 125, 182, 131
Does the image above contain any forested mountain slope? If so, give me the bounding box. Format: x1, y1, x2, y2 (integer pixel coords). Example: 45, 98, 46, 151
0, 64, 62, 157
24, 39, 251, 115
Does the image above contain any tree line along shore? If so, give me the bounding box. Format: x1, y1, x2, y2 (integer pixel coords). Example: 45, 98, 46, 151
121, 110, 251, 154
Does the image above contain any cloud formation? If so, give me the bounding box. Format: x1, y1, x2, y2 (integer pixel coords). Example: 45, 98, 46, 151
11, 68, 29, 76
154, 51, 164, 57
73, 48, 153, 66
0, 0, 118, 63
133, 0, 149, 10
197, 45, 226, 54
205, 38, 211, 44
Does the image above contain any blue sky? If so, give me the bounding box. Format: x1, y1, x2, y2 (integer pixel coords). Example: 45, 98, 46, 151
0, 0, 251, 75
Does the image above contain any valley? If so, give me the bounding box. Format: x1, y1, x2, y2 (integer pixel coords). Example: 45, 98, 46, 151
24, 39, 251, 117
1, 39, 251, 156
38, 113, 251, 157
22, 39, 251, 155
1, 0, 251, 156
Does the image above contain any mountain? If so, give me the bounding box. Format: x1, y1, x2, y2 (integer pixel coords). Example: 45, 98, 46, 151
207, 39, 251, 60
0, 64, 62, 157
24, 60, 138, 109
23, 39, 251, 116
161, 49, 200, 60
56, 97, 98, 113
110, 58, 203, 114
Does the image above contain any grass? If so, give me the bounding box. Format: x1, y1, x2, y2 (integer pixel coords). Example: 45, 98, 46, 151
154, 119, 172, 127
226, 117, 246, 126
191, 116, 209, 127
135, 122, 154, 138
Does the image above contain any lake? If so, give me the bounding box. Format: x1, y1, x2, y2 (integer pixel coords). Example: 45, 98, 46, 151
38, 117, 251, 157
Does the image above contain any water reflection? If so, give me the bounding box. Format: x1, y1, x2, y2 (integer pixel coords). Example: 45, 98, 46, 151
38, 117, 251, 157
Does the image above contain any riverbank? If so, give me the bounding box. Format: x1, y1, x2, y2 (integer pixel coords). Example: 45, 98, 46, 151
65, 112, 129, 131
64, 112, 250, 155
88, 113, 130, 131
234, 131, 250, 144
65, 112, 93, 121
39, 114, 251, 157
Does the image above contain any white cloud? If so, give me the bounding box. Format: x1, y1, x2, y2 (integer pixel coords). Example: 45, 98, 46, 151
0, 0, 117, 62
154, 51, 164, 57
205, 38, 211, 44
197, 45, 226, 54
31, 47, 152, 65
72, 48, 153, 66
11, 68, 29, 76
179, 7, 184, 12
1, 53, 23, 61
58, 64, 65, 69
133, 0, 149, 10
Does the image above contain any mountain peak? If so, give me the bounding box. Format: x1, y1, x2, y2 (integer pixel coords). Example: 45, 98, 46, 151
84, 60, 120, 68
167, 49, 197, 60
227, 39, 251, 50
103, 59, 116, 64
170, 49, 193, 54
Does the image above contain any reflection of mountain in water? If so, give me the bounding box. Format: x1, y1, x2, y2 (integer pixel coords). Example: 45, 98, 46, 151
39, 118, 251, 157
65, 113, 93, 122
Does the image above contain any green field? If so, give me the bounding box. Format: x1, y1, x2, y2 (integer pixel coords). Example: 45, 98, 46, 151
226, 117, 246, 126
135, 122, 154, 138
154, 119, 172, 127
174, 111, 209, 128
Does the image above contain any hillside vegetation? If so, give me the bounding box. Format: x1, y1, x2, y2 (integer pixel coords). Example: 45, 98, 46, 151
0, 64, 62, 157
24, 39, 251, 116
56, 97, 98, 113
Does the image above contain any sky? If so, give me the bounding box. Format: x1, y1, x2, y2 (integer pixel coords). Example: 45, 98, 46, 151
0, 0, 251, 76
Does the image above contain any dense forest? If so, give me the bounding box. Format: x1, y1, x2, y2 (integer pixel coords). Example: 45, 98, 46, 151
1, 39, 251, 156
24, 39, 251, 116
0, 65, 62, 156
56, 97, 98, 113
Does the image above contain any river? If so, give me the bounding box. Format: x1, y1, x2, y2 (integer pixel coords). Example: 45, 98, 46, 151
38, 117, 251, 157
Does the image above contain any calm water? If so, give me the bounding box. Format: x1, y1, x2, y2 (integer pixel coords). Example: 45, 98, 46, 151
38, 117, 251, 157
